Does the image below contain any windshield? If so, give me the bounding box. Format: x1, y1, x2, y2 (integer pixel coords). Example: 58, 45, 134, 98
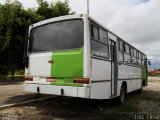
30, 19, 84, 53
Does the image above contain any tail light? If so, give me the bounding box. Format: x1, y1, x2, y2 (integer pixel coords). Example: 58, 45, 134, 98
25, 76, 33, 81
73, 78, 90, 84
46, 77, 56, 82
48, 60, 54, 63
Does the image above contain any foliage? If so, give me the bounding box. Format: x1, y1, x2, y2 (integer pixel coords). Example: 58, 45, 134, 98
0, 0, 73, 78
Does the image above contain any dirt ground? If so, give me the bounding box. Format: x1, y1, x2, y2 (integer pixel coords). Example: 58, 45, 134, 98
0, 77, 160, 120
0, 82, 26, 98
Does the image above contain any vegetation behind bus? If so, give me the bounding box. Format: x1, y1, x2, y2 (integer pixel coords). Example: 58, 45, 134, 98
0, 0, 73, 79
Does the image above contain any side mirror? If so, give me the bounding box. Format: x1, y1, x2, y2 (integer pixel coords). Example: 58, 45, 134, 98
148, 60, 151, 66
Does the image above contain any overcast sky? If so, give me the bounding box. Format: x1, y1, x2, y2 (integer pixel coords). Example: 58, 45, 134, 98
0, 0, 160, 69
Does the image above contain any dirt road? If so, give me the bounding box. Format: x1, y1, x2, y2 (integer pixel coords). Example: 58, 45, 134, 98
0, 77, 160, 120
0, 82, 26, 98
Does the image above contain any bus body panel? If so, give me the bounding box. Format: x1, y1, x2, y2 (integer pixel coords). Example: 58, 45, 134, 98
118, 64, 141, 93
118, 64, 129, 79
91, 58, 111, 81
90, 82, 111, 99
29, 53, 51, 76
83, 15, 91, 78
51, 49, 83, 78
24, 83, 90, 98
90, 58, 111, 99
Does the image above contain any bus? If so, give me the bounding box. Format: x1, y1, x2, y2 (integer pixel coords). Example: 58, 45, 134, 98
24, 14, 149, 102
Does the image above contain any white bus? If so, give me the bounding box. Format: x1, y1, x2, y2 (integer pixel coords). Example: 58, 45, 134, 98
24, 14, 149, 102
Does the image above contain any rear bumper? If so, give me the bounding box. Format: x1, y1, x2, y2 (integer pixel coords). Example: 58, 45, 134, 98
24, 82, 90, 98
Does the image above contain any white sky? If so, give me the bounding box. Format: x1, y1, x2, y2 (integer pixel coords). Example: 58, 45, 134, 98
0, 0, 160, 68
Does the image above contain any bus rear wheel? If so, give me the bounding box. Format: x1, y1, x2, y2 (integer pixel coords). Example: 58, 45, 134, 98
119, 84, 126, 103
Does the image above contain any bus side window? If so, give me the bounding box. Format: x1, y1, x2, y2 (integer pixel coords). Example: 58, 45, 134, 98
130, 47, 134, 56
142, 54, 145, 68
137, 51, 141, 66
100, 29, 108, 44
131, 48, 137, 65
90, 23, 109, 58
118, 39, 124, 62
124, 43, 131, 64
133, 49, 138, 65
91, 24, 99, 40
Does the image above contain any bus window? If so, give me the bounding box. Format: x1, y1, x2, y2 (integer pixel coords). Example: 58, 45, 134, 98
133, 49, 136, 57
91, 25, 99, 40
130, 47, 134, 56
118, 40, 123, 52
118, 39, 124, 62
124, 43, 131, 64
30, 19, 84, 53
130, 48, 137, 65
119, 51, 124, 62
137, 51, 139, 58
100, 29, 108, 44
124, 54, 131, 64
132, 57, 137, 65
139, 52, 142, 60
91, 24, 109, 58
141, 54, 145, 67
91, 40, 109, 58
142, 60, 144, 67
125, 44, 130, 54
137, 59, 141, 66
136, 51, 141, 66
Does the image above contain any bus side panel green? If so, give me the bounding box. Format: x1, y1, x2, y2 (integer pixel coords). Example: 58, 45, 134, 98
142, 68, 147, 80
51, 49, 83, 78
142, 67, 147, 86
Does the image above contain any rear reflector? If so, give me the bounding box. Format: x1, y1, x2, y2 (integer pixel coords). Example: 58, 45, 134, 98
48, 60, 54, 63
25, 76, 33, 81
73, 78, 90, 84
46, 77, 56, 82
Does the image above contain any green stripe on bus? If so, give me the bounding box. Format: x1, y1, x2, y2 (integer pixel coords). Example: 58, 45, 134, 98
50, 48, 83, 86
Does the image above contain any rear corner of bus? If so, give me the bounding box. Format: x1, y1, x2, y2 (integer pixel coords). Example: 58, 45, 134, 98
24, 14, 92, 99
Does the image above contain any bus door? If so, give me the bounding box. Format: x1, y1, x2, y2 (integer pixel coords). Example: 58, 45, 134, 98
110, 40, 118, 96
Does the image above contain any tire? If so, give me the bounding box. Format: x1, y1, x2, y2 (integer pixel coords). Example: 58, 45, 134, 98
119, 84, 126, 103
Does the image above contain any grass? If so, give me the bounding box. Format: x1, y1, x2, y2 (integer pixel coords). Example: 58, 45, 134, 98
0, 73, 24, 80
7, 74, 24, 78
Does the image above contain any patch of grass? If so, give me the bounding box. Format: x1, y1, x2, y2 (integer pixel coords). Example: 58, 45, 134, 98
7, 74, 24, 78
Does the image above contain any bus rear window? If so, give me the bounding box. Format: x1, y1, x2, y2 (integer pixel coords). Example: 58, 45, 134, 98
30, 19, 84, 53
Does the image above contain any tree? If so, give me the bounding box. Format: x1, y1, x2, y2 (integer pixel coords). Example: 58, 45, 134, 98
0, 1, 31, 78
51, 0, 72, 17
36, 0, 54, 19
0, 0, 73, 79
36, 0, 72, 19
0, 1, 42, 79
